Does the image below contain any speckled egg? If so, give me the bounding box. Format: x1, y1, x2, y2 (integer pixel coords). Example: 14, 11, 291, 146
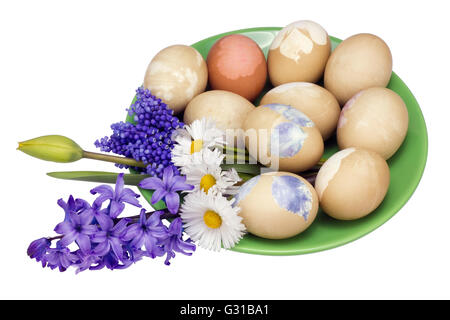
234, 172, 319, 239
268, 20, 331, 86
324, 33, 393, 105
207, 34, 267, 101
260, 82, 341, 140
184, 90, 254, 132
337, 87, 409, 159
315, 148, 390, 220
243, 103, 324, 172
143, 45, 208, 114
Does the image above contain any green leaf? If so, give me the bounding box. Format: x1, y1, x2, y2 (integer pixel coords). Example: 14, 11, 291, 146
47, 170, 168, 211
47, 171, 149, 185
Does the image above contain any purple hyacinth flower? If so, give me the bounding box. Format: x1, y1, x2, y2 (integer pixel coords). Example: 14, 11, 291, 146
44, 245, 79, 272
27, 237, 51, 266
57, 195, 90, 221
81, 202, 111, 231
91, 217, 128, 260
90, 173, 141, 218
159, 218, 196, 265
139, 166, 194, 214
74, 251, 102, 274
54, 211, 97, 253
122, 209, 166, 258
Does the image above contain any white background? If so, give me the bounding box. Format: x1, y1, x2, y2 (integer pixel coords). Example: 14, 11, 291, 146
1, 0, 448, 300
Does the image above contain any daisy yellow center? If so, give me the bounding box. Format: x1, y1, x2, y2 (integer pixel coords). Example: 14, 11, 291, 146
203, 210, 222, 229
190, 139, 203, 154
200, 174, 216, 193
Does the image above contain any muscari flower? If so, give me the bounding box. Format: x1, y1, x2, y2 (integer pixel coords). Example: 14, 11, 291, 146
159, 218, 196, 266
54, 210, 97, 253
171, 117, 226, 168
95, 87, 182, 179
90, 173, 141, 218
122, 209, 167, 258
183, 148, 241, 195
180, 190, 246, 251
139, 166, 194, 214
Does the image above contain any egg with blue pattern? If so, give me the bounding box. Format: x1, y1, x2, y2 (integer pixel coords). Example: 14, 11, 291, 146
243, 103, 324, 172
233, 172, 318, 239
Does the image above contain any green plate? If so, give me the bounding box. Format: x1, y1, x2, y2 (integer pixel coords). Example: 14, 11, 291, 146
139, 27, 428, 255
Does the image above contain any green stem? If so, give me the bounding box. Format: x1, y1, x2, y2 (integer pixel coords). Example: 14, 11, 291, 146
82, 151, 148, 168
222, 145, 249, 155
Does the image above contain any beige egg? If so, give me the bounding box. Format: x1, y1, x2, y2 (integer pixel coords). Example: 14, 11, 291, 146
324, 33, 393, 105
337, 87, 409, 159
315, 148, 390, 220
143, 45, 208, 114
268, 20, 331, 86
234, 171, 319, 239
260, 82, 340, 140
184, 90, 254, 132
243, 104, 324, 172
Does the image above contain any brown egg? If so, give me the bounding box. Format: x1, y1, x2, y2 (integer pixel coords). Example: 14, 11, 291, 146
315, 148, 390, 220
324, 33, 393, 105
233, 171, 319, 239
243, 104, 324, 172
144, 45, 208, 114
184, 90, 255, 144
260, 82, 340, 140
268, 20, 331, 86
337, 87, 409, 159
207, 34, 267, 101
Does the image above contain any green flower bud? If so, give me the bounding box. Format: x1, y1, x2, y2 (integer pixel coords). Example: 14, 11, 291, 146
17, 135, 84, 163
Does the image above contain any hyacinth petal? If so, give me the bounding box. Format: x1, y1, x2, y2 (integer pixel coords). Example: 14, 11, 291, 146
119, 190, 141, 207
165, 192, 180, 214
54, 221, 74, 235
79, 210, 94, 225
114, 173, 125, 198
130, 233, 144, 249
151, 188, 168, 205
110, 238, 124, 260
139, 177, 165, 190
147, 211, 163, 227
59, 231, 77, 247
112, 218, 129, 235
82, 224, 98, 235
67, 211, 81, 226
163, 167, 174, 184
96, 213, 113, 231
109, 200, 125, 219
76, 234, 91, 253
90, 184, 113, 198
91, 232, 107, 243
93, 241, 110, 256
122, 224, 140, 241
170, 178, 194, 192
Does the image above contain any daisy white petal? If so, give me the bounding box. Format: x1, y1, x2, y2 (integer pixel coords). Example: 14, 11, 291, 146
183, 149, 241, 195
179, 191, 246, 251
171, 118, 226, 168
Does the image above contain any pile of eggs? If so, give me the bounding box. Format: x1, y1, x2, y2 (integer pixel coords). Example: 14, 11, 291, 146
142, 20, 409, 240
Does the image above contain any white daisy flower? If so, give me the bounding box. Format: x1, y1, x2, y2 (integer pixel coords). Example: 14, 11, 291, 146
183, 149, 241, 195
171, 118, 226, 167
180, 191, 246, 251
